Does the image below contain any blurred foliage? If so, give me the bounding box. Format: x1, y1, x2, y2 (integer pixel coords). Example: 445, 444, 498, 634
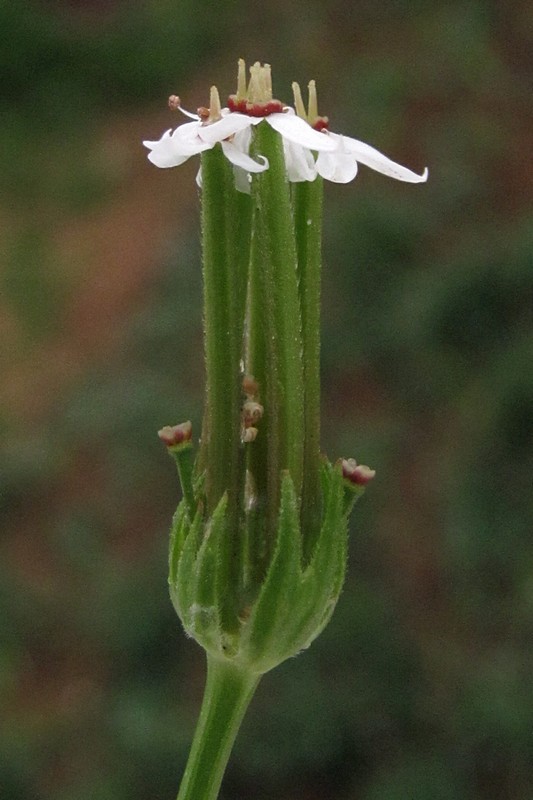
2, 0, 532, 799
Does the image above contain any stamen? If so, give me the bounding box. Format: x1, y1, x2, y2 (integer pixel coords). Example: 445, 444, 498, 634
228, 62, 284, 116
248, 62, 262, 103
292, 82, 307, 120
237, 58, 247, 100
307, 80, 318, 124
167, 95, 200, 120
209, 85, 223, 122
264, 64, 272, 100
307, 80, 329, 130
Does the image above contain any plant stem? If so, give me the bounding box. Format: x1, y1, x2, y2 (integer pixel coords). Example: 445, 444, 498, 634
173, 445, 196, 519
248, 122, 304, 539
176, 656, 260, 800
292, 178, 324, 558
201, 146, 249, 517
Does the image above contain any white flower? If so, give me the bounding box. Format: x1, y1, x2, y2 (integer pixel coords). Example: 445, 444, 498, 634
143, 64, 337, 191
142, 89, 270, 177
288, 81, 428, 185
143, 106, 336, 172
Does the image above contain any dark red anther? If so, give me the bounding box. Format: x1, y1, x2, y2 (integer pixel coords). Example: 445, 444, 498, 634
227, 95, 285, 117
228, 95, 246, 113
313, 117, 330, 132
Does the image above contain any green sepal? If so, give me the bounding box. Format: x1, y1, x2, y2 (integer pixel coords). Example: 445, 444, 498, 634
170, 502, 203, 627
342, 481, 367, 517
289, 462, 347, 650
241, 472, 303, 669
169, 492, 240, 656
186, 495, 228, 652
169, 499, 189, 587
168, 443, 196, 520
261, 463, 343, 661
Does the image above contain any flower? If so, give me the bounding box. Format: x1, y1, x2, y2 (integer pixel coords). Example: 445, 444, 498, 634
340, 458, 376, 486
289, 81, 428, 185
143, 61, 337, 190
158, 420, 193, 449
143, 86, 270, 177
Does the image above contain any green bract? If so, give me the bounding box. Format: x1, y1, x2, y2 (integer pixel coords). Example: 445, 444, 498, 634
168, 461, 359, 674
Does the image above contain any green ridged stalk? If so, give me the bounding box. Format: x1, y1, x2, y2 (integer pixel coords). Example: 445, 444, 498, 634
292, 177, 324, 558
201, 146, 250, 519
200, 145, 252, 635
247, 121, 304, 541
176, 658, 260, 800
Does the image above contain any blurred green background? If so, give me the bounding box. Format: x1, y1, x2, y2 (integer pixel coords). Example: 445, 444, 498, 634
1, 1, 532, 798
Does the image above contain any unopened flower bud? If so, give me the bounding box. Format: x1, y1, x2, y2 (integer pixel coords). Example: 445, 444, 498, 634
242, 375, 259, 399
243, 401, 264, 428
242, 426, 258, 443
158, 421, 193, 449
340, 458, 376, 486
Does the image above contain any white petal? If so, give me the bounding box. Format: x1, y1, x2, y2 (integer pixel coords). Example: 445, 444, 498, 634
220, 140, 269, 173
233, 167, 252, 194
316, 137, 359, 183
172, 120, 204, 143
284, 140, 317, 182
198, 113, 253, 144
143, 129, 193, 168
332, 132, 428, 183
230, 128, 257, 193
267, 111, 337, 152
196, 166, 203, 189
316, 148, 358, 183
169, 129, 212, 156
143, 128, 172, 150
233, 126, 252, 152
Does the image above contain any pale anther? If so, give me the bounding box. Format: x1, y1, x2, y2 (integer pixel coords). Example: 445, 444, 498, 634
237, 58, 247, 99
208, 86, 223, 123
292, 82, 307, 120
307, 80, 318, 124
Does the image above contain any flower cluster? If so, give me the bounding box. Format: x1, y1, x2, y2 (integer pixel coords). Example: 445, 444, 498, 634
143, 59, 428, 190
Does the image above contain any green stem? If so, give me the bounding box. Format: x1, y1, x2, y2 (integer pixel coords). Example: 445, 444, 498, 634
292, 178, 324, 557
201, 146, 250, 517
248, 122, 304, 537
246, 217, 269, 506
176, 656, 260, 800
172, 445, 196, 519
